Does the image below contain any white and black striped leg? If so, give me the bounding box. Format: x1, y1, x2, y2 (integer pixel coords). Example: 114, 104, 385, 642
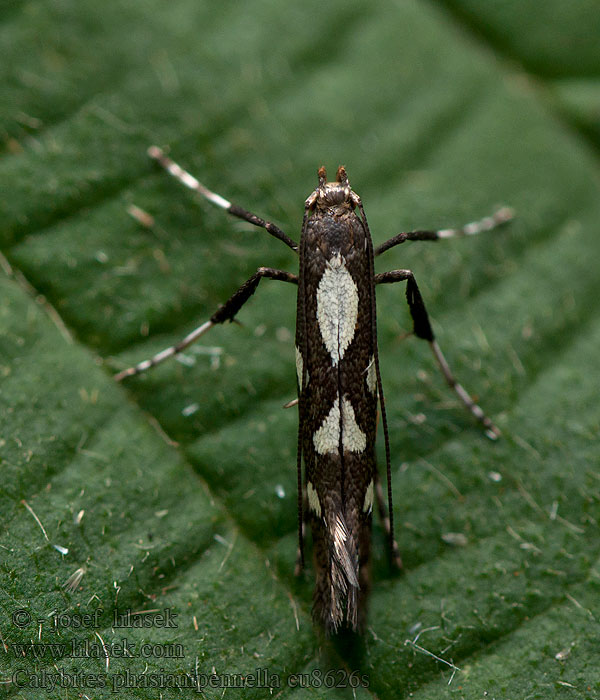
148, 146, 299, 252
373, 469, 402, 570
374, 207, 514, 256
375, 269, 500, 439
115, 267, 298, 381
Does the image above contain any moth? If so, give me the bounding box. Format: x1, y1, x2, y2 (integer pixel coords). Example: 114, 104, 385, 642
116, 148, 513, 633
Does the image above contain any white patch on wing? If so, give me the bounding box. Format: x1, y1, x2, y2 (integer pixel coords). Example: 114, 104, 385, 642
340, 397, 366, 453
313, 399, 341, 455
313, 396, 366, 455
316, 253, 359, 365
295, 345, 306, 387
307, 482, 321, 517
363, 479, 374, 514
366, 355, 377, 394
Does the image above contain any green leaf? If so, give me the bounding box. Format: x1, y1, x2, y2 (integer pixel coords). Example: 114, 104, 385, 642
2, 1, 600, 698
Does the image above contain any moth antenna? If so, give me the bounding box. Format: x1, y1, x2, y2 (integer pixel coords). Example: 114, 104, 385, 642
317, 166, 327, 185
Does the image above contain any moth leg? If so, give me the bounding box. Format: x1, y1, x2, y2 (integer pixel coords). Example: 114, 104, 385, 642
374, 207, 513, 256
375, 269, 500, 439
373, 469, 402, 569
148, 146, 298, 252
115, 267, 297, 381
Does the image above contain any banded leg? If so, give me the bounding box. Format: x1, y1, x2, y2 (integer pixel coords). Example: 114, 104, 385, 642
374, 207, 514, 256
115, 267, 297, 381
148, 146, 298, 252
375, 269, 500, 439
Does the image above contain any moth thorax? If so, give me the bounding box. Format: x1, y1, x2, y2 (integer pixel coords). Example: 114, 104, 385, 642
318, 182, 353, 208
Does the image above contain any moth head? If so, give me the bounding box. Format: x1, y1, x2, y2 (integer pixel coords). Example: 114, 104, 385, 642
307, 165, 359, 211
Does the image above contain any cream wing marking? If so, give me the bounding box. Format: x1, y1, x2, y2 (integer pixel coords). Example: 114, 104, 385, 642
340, 397, 366, 452
365, 355, 376, 394
313, 398, 340, 455
295, 345, 306, 387
316, 253, 359, 366
313, 397, 366, 455
307, 482, 322, 517
363, 479, 374, 514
